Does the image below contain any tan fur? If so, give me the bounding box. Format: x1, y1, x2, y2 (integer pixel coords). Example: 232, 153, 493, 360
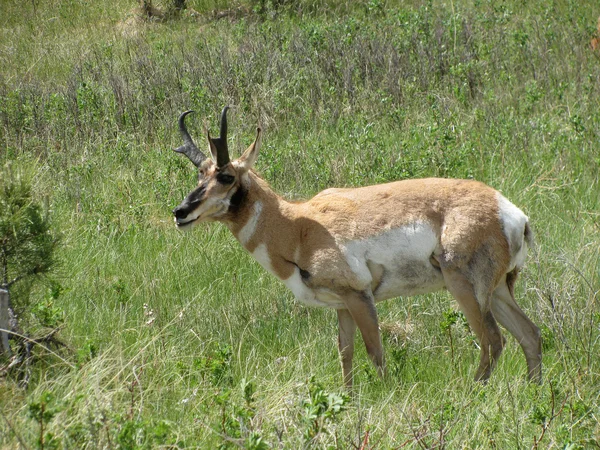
172, 113, 541, 387
227, 174, 510, 295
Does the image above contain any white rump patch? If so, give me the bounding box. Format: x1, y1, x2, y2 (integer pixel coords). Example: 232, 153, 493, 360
238, 201, 262, 246
497, 193, 529, 270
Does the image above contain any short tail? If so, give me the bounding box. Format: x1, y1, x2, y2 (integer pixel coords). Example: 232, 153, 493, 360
506, 221, 533, 299
524, 221, 534, 251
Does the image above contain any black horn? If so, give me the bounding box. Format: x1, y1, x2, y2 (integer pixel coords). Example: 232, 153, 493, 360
209, 106, 230, 167
174, 110, 207, 167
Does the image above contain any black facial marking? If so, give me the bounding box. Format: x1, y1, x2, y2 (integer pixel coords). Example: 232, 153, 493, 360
188, 185, 206, 205
216, 173, 235, 185
174, 184, 206, 219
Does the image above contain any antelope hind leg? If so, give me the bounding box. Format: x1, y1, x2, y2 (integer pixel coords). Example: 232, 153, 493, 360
492, 275, 542, 383
442, 267, 504, 381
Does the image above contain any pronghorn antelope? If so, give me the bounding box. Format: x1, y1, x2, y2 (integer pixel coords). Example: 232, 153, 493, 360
172, 107, 542, 387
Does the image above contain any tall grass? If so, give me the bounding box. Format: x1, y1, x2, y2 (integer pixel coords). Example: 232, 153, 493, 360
1, 0, 599, 448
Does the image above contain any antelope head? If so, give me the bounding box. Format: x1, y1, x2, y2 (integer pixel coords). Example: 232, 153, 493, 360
172, 107, 262, 229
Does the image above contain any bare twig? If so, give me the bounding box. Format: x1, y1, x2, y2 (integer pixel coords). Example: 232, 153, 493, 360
438, 402, 446, 450
0, 326, 73, 384
0, 413, 30, 450
403, 414, 430, 450
532, 382, 569, 449
4, 272, 29, 289
359, 429, 369, 450
0, 288, 10, 354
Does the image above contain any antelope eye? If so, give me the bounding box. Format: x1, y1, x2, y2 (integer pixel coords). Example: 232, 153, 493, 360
216, 173, 235, 184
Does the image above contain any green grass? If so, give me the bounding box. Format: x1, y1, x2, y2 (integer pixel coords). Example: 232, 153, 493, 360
1, 0, 599, 448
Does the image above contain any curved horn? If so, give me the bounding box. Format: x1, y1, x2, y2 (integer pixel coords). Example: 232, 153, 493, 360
210, 106, 230, 167
174, 110, 207, 167
219, 105, 229, 142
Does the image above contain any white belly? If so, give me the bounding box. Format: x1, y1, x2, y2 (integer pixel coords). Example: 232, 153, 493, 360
252, 223, 446, 310
343, 222, 445, 301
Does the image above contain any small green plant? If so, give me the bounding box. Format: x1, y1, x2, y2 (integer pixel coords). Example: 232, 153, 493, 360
211, 378, 268, 449
76, 339, 98, 366
112, 278, 129, 304
388, 345, 408, 378
31, 284, 65, 328
245, 432, 269, 450
28, 391, 61, 450
194, 343, 234, 386
440, 309, 467, 362
301, 376, 349, 442
540, 324, 555, 351
111, 415, 174, 449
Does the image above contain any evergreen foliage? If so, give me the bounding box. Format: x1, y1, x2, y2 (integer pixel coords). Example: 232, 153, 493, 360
0, 163, 56, 289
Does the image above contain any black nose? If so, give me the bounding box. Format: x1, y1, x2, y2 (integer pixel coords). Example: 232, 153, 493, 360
173, 206, 187, 219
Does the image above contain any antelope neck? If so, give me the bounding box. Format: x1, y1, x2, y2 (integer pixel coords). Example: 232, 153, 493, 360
226, 172, 298, 261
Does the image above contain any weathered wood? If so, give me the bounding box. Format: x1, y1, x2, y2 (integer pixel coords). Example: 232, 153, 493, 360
0, 288, 10, 355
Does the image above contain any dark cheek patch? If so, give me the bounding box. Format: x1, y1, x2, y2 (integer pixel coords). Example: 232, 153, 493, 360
228, 187, 246, 213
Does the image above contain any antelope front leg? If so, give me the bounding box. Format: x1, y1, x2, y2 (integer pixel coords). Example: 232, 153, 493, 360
337, 309, 357, 389
343, 290, 385, 378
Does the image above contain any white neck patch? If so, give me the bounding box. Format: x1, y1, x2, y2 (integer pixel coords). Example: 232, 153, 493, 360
238, 201, 263, 246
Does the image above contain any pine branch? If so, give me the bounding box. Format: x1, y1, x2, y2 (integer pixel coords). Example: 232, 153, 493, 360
6, 273, 30, 288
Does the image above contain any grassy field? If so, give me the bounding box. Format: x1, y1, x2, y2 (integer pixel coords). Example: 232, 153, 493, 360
1, 0, 599, 448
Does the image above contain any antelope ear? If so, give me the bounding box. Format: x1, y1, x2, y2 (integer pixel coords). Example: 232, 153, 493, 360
206, 128, 219, 163
236, 128, 262, 173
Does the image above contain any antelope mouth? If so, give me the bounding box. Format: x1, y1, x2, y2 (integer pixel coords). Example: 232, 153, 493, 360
175, 216, 199, 229
174, 204, 225, 229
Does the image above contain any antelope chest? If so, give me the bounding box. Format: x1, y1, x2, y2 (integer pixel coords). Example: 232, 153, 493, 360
251, 243, 346, 308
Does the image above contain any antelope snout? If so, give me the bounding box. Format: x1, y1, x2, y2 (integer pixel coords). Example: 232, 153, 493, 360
173, 205, 188, 220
